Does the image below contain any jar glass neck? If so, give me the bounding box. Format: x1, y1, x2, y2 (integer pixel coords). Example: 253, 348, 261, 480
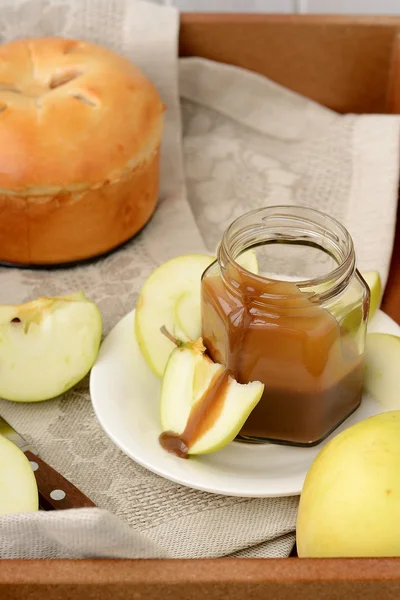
218, 206, 356, 304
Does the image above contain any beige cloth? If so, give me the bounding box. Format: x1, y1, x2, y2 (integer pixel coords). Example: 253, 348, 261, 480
0, 0, 399, 560
180, 58, 400, 287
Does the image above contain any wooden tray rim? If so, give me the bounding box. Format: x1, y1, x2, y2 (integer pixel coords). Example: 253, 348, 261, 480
1, 558, 400, 583
1, 12, 400, 590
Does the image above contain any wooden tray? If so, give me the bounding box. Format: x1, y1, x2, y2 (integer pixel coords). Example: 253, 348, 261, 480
2, 14, 400, 600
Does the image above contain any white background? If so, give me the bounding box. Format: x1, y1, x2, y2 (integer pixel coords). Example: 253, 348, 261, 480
153, 0, 400, 15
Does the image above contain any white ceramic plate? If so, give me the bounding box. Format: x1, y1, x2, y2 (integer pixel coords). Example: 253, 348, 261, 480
90, 309, 400, 498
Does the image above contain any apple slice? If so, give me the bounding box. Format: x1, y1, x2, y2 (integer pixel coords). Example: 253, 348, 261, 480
214, 244, 259, 276
365, 333, 400, 410
160, 337, 264, 456
135, 254, 215, 376
174, 291, 200, 342
235, 248, 259, 275
363, 271, 382, 320
0, 434, 38, 514
173, 248, 259, 343
0, 292, 102, 402
136, 251, 260, 375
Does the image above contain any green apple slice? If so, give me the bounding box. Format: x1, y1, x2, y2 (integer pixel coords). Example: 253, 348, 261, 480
136, 250, 260, 375
190, 376, 264, 455
173, 248, 259, 343
214, 243, 259, 275
160, 342, 223, 435
365, 333, 400, 410
135, 254, 215, 376
0, 434, 38, 514
174, 291, 201, 342
160, 339, 264, 456
363, 271, 382, 320
0, 292, 102, 402
235, 248, 259, 275
322, 270, 380, 336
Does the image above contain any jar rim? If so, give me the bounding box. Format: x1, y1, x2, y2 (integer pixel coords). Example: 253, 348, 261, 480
220, 205, 356, 303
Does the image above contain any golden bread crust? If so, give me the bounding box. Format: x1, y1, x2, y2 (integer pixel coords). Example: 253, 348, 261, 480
0, 37, 164, 193
0, 149, 160, 265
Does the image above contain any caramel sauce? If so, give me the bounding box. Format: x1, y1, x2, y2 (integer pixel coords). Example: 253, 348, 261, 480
159, 260, 364, 457
201, 263, 364, 446
159, 369, 231, 458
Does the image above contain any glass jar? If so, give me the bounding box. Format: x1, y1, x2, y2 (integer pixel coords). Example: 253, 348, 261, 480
201, 206, 370, 447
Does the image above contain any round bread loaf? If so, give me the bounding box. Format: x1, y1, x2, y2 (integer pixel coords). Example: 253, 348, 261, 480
0, 37, 164, 265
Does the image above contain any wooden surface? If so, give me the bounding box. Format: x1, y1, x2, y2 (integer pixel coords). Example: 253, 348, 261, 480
1, 559, 400, 599
1, 13, 400, 599
383, 192, 400, 323
384, 32, 400, 323
180, 13, 400, 324
179, 14, 400, 114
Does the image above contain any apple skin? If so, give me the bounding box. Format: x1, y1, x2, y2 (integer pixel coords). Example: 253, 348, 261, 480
160, 342, 264, 456
365, 333, 400, 410
0, 292, 102, 402
297, 411, 400, 557
363, 271, 382, 320
174, 291, 200, 342
136, 250, 260, 377
189, 375, 263, 455
135, 254, 215, 377
0, 434, 38, 514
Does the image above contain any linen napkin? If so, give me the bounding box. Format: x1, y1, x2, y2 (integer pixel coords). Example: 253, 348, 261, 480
0, 0, 399, 560
180, 58, 400, 287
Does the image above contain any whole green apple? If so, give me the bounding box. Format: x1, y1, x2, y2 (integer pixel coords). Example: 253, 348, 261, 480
0, 434, 38, 514
297, 411, 400, 557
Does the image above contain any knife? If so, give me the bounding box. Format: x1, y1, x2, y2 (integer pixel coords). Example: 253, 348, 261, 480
0, 416, 96, 510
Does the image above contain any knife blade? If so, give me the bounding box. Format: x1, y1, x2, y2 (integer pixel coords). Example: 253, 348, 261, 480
0, 415, 96, 510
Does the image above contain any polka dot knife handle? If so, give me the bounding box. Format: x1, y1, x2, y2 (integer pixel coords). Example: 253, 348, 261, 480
25, 450, 96, 510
